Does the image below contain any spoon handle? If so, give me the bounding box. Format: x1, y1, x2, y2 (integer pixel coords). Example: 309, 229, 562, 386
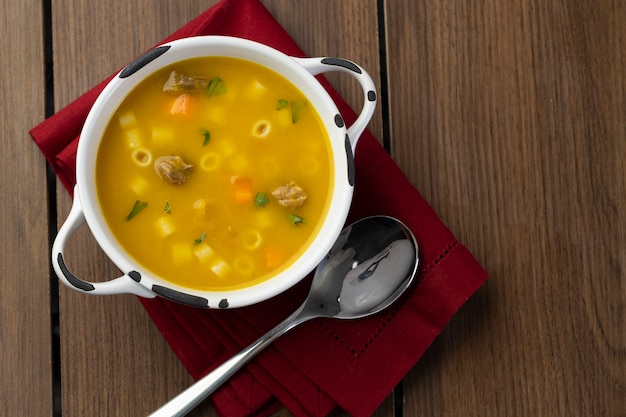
148, 306, 313, 417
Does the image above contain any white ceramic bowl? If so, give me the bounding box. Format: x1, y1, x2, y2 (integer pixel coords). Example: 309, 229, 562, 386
52, 35, 376, 308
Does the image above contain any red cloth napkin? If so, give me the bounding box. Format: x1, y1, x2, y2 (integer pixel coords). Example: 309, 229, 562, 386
30, 1, 489, 416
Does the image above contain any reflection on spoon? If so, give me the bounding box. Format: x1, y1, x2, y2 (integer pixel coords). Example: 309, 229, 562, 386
340, 239, 415, 314
149, 215, 419, 417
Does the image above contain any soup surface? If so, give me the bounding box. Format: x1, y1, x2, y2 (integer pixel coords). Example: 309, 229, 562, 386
95, 56, 333, 291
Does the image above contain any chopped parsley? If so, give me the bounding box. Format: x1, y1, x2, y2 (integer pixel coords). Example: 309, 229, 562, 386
287, 214, 304, 225
206, 77, 226, 97
254, 192, 270, 208
200, 129, 211, 146
125, 200, 148, 220
164, 201, 171, 214
194, 231, 207, 245
276, 99, 289, 110
276, 99, 306, 123
291, 100, 306, 123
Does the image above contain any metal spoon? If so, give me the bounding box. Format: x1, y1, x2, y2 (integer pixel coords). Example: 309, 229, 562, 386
149, 215, 419, 417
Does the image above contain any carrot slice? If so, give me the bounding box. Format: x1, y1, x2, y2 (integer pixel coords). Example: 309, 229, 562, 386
170, 93, 194, 115
232, 176, 253, 205
265, 248, 283, 269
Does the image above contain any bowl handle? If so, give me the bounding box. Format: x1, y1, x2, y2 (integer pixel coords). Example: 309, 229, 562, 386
51, 186, 156, 298
294, 57, 377, 152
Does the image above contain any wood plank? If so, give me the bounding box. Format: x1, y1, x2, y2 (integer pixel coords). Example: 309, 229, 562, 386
51, 1, 387, 416
384, 0, 625, 415
262, 0, 384, 142
52, 1, 221, 415
0, 0, 52, 415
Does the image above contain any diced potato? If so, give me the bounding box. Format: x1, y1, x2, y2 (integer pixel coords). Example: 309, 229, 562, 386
129, 176, 149, 195
228, 154, 251, 174
216, 139, 236, 158
193, 243, 215, 264
155, 216, 175, 238
151, 126, 175, 147
244, 80, 267, 100
253, 210, 274, 229
171, 243, 192, 264
193, 242, 229, 277
276, 106, 292, 127
125, 128, 144, 149
192, 198, 206, 216
119, 111, 137, 129
210, 259, 231, 278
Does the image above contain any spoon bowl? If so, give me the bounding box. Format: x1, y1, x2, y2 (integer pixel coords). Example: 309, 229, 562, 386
149, 215, 419, 417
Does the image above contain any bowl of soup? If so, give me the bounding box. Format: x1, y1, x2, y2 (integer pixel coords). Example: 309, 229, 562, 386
52, 35, 376, 308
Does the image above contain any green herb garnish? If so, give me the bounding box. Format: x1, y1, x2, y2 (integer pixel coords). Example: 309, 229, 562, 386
254, 192, 270, 208
200, 129, 211, 146
276, 99, 289, 110
164, 201, 171, 214
194, 231, 207, 245
287, 214, 304, 225
206, 77, 226, 97
291, 100, 306, 123
125, 200, 148, 220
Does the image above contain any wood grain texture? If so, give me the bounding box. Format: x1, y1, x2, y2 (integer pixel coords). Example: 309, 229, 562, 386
384, 0, 625, 415
262, 0, 384, 142
52, 1, 221, 415
51, 0, 387, 416
14, 0, 621, 415
0, 0, 52, 416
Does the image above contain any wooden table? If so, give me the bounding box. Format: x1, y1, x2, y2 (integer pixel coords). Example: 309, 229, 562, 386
3, 0, 624, 416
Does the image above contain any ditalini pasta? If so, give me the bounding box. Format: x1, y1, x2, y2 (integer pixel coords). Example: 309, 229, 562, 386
241, 229, 263, 250
95, 56, 333, 291
234, 256, 254, 275
131, 147, 153, 167
251, 120, 271, 138
199, 152, 221, 172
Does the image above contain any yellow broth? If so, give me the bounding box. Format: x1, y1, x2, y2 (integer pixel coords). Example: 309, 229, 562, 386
95, 57, 333, 291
